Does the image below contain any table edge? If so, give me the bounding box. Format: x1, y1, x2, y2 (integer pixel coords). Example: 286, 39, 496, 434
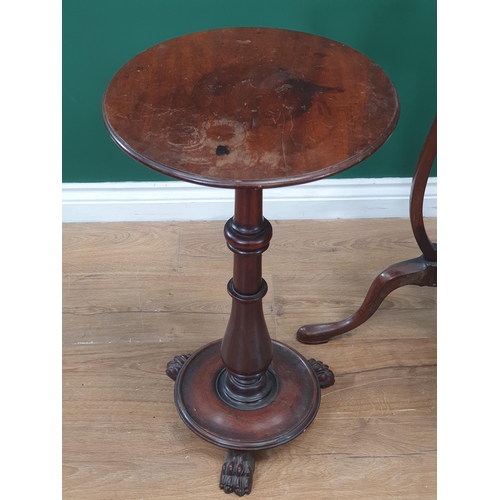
102, 99, 400, 189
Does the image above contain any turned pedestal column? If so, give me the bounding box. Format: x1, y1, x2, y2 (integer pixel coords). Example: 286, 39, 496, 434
219, 188, 275, 409
168, 188, 330, 495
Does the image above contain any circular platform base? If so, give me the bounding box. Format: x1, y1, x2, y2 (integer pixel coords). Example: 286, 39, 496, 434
174, 339, 321, 450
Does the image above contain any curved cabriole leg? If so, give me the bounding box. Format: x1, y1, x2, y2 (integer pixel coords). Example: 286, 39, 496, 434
220, 450, 255, 496
166, 354, 191, 381
297, 118, 437, 345
410, 117, 437, 263
297, 254, 436, 344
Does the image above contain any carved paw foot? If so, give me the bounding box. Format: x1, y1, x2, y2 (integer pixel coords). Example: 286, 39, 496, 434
308, 358, 335, 389
220, 450, 254, 496
166, 354, 191, 381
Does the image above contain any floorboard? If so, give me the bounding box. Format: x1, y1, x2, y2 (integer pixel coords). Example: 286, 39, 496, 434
63, 218, 437, 499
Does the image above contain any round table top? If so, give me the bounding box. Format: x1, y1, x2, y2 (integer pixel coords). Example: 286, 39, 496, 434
103, 28, 399, 189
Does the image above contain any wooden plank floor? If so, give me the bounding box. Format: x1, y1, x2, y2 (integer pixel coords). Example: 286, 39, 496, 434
63, 218, 436, 499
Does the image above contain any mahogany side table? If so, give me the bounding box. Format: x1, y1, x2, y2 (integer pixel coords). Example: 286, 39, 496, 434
103, 28, 399, 496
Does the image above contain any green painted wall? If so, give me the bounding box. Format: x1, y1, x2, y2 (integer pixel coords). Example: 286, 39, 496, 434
63, 0, 436, 183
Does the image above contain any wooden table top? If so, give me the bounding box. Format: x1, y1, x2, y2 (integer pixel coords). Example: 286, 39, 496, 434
103, 28, 399, 189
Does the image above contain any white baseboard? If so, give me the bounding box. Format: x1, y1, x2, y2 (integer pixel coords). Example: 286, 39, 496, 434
62, 177, 436, 223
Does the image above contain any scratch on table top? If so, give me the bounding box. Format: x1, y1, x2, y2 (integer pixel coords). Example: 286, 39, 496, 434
281, 126, 290, 174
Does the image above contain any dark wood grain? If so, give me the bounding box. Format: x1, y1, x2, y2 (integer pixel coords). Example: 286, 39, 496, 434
174, 340, 320, 450
103, 28, 399, 188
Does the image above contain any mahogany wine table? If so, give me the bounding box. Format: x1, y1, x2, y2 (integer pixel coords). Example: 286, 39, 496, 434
103, 28, 399, 496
